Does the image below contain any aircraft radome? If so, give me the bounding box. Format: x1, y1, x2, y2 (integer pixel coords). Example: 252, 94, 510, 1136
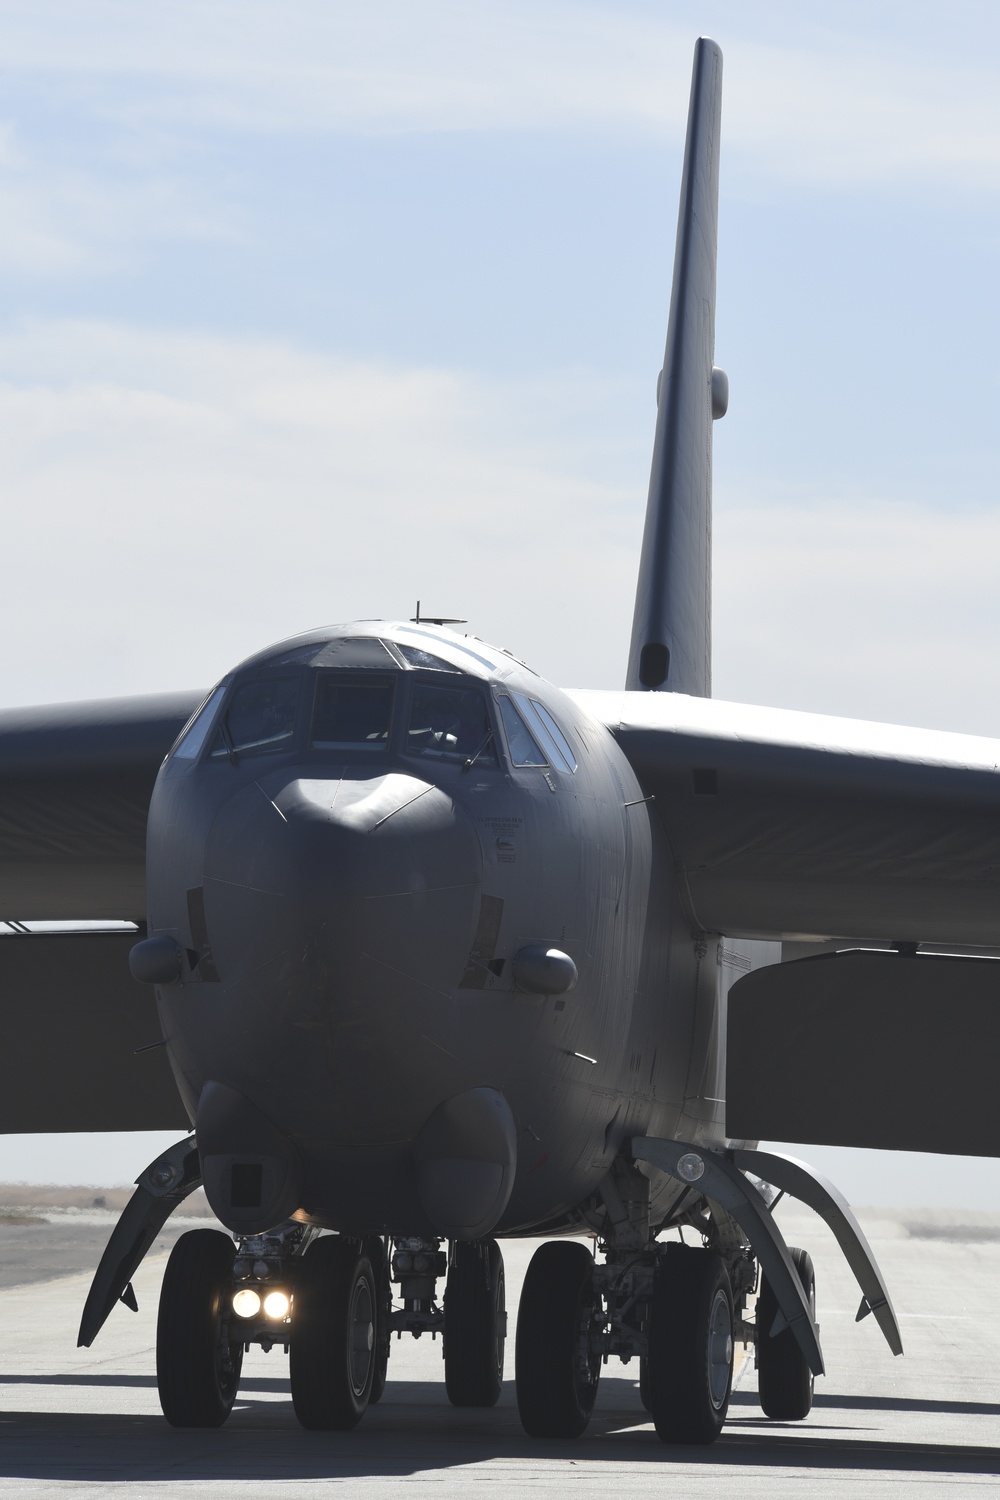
1, 36, 998, 1445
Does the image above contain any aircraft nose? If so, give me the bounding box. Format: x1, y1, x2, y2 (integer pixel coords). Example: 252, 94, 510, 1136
200, 770, 483, 1001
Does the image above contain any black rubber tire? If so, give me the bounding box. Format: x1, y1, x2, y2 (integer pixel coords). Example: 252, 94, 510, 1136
365, 1236, 391, 1406
290, 1237, 377, 1430
648, 1244, 734, 1445
757, 1247, 815, 1421
156, 1228, 243, 1428
515, 1240, 600, 1438
638, 1354, 652, 1412
444, 1240, 506, 1407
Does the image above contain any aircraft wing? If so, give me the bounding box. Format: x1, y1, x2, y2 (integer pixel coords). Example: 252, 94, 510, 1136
0, 691, 201, 1132
0, 691, 202, 922
570, 689, 1000, 1157
569, 688, 1000, 948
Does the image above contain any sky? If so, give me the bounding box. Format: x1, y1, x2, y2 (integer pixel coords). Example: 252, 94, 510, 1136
1, 0, 1000, 1205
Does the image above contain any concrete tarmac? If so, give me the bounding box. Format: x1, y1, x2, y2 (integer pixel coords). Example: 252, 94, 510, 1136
0, 1199, 996, 1496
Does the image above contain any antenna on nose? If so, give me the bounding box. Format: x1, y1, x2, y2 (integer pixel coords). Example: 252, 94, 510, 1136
410, 600, 467, 626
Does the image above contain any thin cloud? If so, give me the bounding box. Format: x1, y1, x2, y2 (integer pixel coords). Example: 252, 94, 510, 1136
0, 320, 639, 706
4, 319, 1000, 747
0, 2, 997, 186
713, 497, 1000, 738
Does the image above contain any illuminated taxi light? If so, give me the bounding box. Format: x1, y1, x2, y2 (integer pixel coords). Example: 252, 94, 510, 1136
263, 1290, 290, 1319
232, 1288, 261, 1318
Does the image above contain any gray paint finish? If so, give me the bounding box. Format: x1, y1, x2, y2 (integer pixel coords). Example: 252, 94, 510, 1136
626, 38, 722, 697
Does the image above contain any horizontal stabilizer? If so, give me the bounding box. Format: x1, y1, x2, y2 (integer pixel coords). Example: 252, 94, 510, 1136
727, 949, 1000, 1156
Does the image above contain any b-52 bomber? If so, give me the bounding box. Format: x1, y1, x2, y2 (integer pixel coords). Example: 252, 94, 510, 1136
1, 37, 998, 1445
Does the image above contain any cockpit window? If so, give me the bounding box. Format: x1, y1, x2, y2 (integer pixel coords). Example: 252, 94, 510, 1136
513, 694, 578, 773
210, 678, 299, 759
406, 684, 497, 764
311, 675, 394, 751
172, 683, 228, 760
497, 695, 547, 767
395, 643, 460, 673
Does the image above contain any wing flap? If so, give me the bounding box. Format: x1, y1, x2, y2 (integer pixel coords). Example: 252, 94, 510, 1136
0, 931, 188, 1132
727, 950, 1000, 1156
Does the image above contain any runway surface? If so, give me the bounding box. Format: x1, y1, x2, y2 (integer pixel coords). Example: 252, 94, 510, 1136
0, 1197, 996, 1496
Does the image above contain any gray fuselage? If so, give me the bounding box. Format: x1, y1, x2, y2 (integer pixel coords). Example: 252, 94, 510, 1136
146, 621, 737, 1238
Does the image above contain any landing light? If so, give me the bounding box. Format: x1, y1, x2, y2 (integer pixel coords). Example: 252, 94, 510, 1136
263, 1290, 290, 1319
232, 1288, 261, 1318
676, 1152, 706, 1183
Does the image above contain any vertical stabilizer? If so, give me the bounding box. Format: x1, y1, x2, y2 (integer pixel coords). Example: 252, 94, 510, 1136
626, 38, 725, 696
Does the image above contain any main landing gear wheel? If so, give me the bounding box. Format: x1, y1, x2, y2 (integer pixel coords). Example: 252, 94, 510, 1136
757, 1246, 815, 1421
156, 1228, 244, 1427
444, 1239, 506, 1408
290, 1237, 378, 1430
648, 1244, 735, 1445
515, 1240, 600, 1438
638, 1355, 652, 1413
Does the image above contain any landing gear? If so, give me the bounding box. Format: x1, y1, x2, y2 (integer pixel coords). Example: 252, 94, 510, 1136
647, 1244, 735, 1445
365, 1237, 391, 1406
444, 1239, 506, 1407
638, 1354, 652, 1412
290, 1237, 378, 1430
757, 1246, 815, 1420
156, 1229, 244, 1427
515, 1240, 600, 1437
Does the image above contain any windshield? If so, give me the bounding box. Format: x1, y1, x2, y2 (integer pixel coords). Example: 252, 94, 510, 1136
406, 683, 497, 764
311, 675, 394, 751
210, 678, 300, 759
172, 684, 228, 761
497, 695, 546, 767
512, 693, 577, 773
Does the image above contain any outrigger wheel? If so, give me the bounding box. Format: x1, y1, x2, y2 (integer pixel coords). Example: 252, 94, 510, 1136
515, 1240, 600, 1437
156, 1229, 244, 1427
290, 1236, 378, 1430
757, 1246, 816, 1420
647, 1243, 735, 1444
444, 1239, 506, 1407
